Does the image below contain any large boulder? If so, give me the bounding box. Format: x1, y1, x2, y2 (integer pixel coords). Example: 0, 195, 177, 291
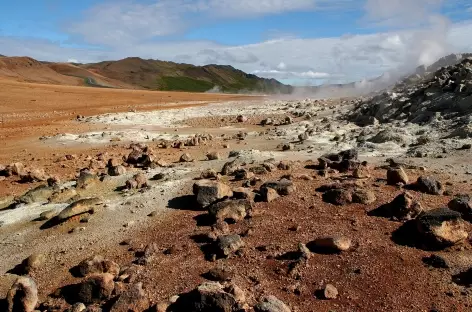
7, 276, 38, 312
57, 198, 101, 221
208, 200, 252, 223
193, 180, 233, 207
416, 208, 468, 248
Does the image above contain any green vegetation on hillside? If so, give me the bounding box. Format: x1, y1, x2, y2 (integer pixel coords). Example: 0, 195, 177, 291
158, 76, 215, 92
83, 57, 293, 94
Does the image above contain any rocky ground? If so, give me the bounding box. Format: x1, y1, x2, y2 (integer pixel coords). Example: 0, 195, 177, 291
2, 59, 472, 312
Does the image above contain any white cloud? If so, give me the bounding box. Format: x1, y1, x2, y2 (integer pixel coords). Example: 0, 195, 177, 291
68, 0, 320, 45
2, 0, 472, 86
3, 20, 472, 85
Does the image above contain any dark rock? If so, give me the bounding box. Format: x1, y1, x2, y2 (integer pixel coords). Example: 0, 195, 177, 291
193, 180, 233, 207
416, 208, 468, 248
422, 254, 449, 269
415, 176, 443, 195
448, 195, 472, 220
322, 189, 352, 206
261, 180, 295, 196
110, 282, 149, 312
76, 273, 115, 304
167, 282, 244, 312
216, 235, 244, 257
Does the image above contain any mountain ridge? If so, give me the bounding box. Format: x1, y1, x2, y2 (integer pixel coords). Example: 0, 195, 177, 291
0, 55, 292, 93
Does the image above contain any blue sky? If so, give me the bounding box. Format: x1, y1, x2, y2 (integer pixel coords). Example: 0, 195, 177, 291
1, 0, 472, 85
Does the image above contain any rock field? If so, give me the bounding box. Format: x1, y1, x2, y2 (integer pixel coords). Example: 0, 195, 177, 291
2, 57, 472, 311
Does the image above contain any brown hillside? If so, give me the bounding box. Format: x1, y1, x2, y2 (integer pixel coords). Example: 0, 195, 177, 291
48, 63, 138, 89
0, 56, 81, 85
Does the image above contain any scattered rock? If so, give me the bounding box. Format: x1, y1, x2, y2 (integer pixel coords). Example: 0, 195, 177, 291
387, 167, 409, 185
353, 166, 370, 179
77, 255, 120, 277
69, 302, 86, 312
322, 189, 352, 206
232, 187, 255, 202
351, 189, 376, 205
57, 198, 101, 221
205, 267, 234, 282
207, 152, 221, 161
261, 180, 295, 196
208, 199, 252, 223
18, 185, 54, 204
216, 235, 244, 257
111, 282, 149, 312
237, 115, 248, 122
108, 165, 126, 176
20, 168, 49, 183
201, 169, 218, 180
234, 169, 255, 181
39, 209, 57, 221
310, 236, 352, 253
254, 295, 291, 312
323, 284, 338, 300
415, 176, 444, 195
76, 172, 100, 189
448, 195, 472, 220
23, 253, 46, 273
10, 162, 26, 176
153, 173, 166, 180
76, 273, 115, 304
261, 118, 274, 126
167, 282, 245, 312
422, 254, 449, 268
126, 173, 148, 189
282, 143, 294, 151
298, 132, 309, 142
7, 276, 38, 312
416, 208, 468, 248
180, 153, 194, 163
49, 188, 77, 204
260, 187, 280, 202
277, 161, 292, 170
193, 180, 233, 207
386, 192, 423, 221
221, 160, 241, 175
